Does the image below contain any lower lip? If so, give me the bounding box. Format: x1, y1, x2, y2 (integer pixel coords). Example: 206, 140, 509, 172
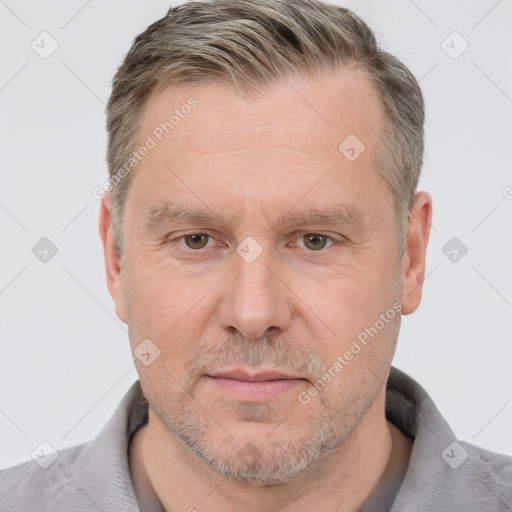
208, 377, 304, 401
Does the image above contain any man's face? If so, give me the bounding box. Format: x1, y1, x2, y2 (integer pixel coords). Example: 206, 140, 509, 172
113, 69, 406, 483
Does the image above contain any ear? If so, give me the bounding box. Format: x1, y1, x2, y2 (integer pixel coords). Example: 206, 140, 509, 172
98, 192, 127, 323
401, 191, 433, 315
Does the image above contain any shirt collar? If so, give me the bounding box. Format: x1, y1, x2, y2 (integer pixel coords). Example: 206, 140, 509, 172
75, 367, 468, 511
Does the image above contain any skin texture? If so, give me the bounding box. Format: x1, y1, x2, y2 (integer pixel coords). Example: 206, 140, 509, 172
99, 68, 432, 511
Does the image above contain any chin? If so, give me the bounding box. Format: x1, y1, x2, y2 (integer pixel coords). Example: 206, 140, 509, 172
172, 405, 342, 485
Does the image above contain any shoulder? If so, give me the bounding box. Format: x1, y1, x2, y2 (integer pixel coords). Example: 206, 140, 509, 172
459, 441, 512, 505
387, 368, 512, 511
0, 443, 93, 511
0, 381, 145, 511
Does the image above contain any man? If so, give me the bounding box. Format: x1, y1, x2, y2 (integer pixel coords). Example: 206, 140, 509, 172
1, 1, 511, 510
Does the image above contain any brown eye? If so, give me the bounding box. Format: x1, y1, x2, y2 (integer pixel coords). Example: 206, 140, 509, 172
183, 234, 210, 249
302, 234, 328, 251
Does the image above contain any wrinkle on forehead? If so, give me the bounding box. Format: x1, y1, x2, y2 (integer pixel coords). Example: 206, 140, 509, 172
138, 69, 384, 158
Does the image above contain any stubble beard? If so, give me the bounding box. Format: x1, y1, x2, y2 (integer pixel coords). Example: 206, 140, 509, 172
144, 334, 394, 485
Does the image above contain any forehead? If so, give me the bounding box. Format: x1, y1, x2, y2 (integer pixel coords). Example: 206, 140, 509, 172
138, 68, 384, 161
129, 69, 391, 224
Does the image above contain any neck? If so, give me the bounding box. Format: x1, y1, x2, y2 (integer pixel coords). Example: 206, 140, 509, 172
130, 386, 411, 512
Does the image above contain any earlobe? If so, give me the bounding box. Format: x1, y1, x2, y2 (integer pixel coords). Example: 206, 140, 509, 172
99, 193, 127, 323
400, 192, 433, 315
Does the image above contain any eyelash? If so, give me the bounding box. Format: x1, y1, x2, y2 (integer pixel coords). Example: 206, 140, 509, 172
165, 232, 342, 253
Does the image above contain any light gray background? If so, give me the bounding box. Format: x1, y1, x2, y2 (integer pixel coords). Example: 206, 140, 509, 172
0, 0, 511, 469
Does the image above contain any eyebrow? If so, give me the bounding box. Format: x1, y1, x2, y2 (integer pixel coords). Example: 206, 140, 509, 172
146, 201, 369, 231
146, 202, 226, 228
270, 206, 369, 231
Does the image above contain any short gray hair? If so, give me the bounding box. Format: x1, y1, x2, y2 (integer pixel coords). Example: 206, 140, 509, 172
106, 0, 425, 257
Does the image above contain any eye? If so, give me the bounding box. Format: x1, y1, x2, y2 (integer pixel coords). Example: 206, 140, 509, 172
179, 233, 213, 250
297, 233, 337, 251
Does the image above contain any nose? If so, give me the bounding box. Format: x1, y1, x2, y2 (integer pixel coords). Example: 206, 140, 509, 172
217, 244, 292, 339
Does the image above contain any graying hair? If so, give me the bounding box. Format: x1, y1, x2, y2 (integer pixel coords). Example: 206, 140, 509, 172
106, 0, 425, 258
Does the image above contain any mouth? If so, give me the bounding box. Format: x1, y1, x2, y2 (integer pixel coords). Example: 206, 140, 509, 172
206, 368, 308, 401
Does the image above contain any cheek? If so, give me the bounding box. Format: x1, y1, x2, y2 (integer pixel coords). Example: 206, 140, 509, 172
124, 260, 219, 355
126, 273, 214, 396
302, 257, 398, 346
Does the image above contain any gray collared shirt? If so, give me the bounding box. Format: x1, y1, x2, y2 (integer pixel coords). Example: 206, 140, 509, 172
1, 367, 511, 511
